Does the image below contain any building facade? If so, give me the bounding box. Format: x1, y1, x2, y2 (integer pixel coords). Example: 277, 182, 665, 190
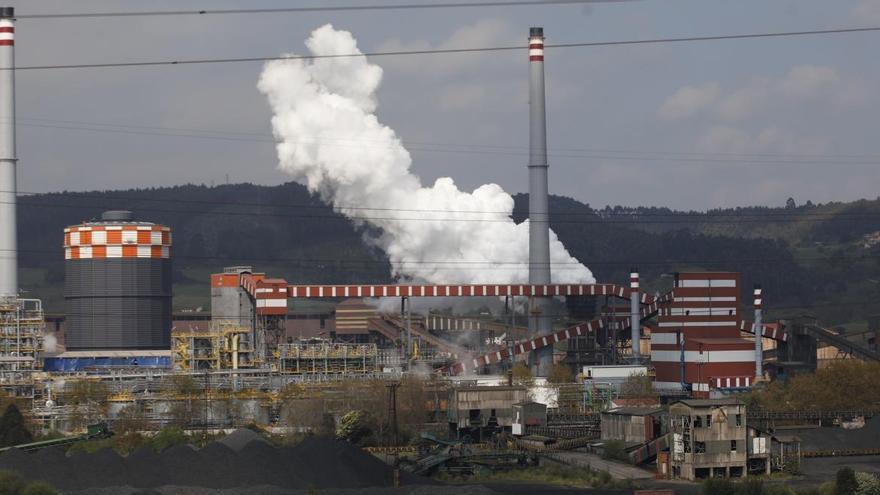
669, 399, 748, 480
652, 272, 757, 396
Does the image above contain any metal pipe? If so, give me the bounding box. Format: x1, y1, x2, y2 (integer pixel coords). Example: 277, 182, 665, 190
754, 284, 763, 379
0, 8, 16, 297
527, 26, 552, 376
630, 268, 640, 360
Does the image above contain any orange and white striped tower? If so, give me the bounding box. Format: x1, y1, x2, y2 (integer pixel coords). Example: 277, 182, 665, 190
63, 211, 173, 350
0, 7, 16, 297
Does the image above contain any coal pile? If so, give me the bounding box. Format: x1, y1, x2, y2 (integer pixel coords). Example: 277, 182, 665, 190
0, 431, 425, 491
786, 416, 880, 451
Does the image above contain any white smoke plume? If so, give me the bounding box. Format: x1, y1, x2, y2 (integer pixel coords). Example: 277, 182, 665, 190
258, 25, 594, 285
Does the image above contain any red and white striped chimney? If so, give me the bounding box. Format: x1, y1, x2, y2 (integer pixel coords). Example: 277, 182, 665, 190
630, 268, 640, 360
753, 284, 763, 379
0, 7, 16, 298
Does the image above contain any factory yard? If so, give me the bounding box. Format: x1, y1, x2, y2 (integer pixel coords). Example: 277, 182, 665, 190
0, 428, 634, 495
543, 452, 655, 480
0, 430, 421, 492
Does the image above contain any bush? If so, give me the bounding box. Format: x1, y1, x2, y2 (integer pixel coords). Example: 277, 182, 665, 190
0, 470, 25, 495
702, 478, 735, 495
0, 404, 33, 448
818, 481, 836, 495
151, 426, 188, 452
21, 481, 59, 495
111, 432, 148, 455
765, 484, 796, 495
736, 479, 764, 495
838, 467, 859, 495
855, 471, 880, 495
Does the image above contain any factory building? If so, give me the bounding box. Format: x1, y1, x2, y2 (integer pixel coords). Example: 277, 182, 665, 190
63, 210, 172, 350
668, 398, 748, 480
447, 385, 528, 440
652, 273, 757, 397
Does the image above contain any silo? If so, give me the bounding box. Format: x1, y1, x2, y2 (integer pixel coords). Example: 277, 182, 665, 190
64, 211, 172, 350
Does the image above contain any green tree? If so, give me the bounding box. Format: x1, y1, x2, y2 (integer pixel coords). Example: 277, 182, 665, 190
0, 404, 33, 448
547, 363, 574, 384
336, 410, 376, 446
838, 467, 859, 495
618, 372, 659, 402
511, 363, 534, 388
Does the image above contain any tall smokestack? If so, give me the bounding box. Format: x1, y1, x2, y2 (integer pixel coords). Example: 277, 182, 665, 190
753, 284, 763, 379
527, 27, 552, 375
0, 7, 16, 298
630, 268, 640, 360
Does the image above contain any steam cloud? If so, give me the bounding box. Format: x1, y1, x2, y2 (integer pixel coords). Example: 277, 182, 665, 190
258, 25, 594, 285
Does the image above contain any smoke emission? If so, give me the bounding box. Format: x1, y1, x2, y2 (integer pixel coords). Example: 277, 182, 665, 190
258, 25, 594, 285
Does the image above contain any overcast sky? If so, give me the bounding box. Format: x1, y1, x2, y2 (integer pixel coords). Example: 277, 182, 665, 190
6, 0, 880, 209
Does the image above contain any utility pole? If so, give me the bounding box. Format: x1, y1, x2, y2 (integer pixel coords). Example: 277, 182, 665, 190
204, 371, 210, 445
386, 382, 399, 447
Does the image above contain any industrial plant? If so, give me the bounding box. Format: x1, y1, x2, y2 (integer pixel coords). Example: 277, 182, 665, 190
0, 6, 878, 493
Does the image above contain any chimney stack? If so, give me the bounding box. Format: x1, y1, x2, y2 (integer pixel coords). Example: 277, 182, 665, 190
0, 7, 16, 297
527, 27, 553, 375
753, 284, 763, 379
630, 268, 641, 360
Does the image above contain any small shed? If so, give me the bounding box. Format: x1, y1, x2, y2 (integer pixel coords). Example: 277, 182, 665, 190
771, 434, 802, 473
600, 407, 666, 445
512, 401, 547, 436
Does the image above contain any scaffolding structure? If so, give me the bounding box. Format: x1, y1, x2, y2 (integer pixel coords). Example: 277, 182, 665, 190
0, 298, 44, 400
171, 324, 255, 371
279, 341, 378, 374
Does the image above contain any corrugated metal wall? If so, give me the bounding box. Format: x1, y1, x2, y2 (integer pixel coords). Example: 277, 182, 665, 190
65, 259, 171, 350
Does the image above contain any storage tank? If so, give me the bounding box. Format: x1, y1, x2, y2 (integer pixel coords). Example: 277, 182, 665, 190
64, 211, 172, 350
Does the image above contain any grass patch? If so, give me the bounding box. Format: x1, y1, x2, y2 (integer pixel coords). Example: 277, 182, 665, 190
455, 463, 634, 490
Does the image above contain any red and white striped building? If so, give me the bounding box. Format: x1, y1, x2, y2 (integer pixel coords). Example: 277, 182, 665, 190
652, 272, 757, 396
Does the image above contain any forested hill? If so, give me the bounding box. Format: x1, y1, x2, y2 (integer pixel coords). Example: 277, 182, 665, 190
17, 183, 880, 326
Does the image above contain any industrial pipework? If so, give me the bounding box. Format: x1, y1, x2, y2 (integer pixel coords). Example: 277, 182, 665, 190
527, 27, 553, 375
0, 7, 16, 297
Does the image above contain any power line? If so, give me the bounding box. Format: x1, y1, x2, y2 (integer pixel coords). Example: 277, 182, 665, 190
15, 1, 633, 20
5, 26, 880, 71
15, 119, 880, 167
13, 116, 880, 162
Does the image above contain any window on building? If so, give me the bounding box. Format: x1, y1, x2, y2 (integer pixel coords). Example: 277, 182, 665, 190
735, 414, 742, 426
694, 416, 702, 428
695, 441, 706, 453
731, 440, 737, 452
706, 415, 712, 428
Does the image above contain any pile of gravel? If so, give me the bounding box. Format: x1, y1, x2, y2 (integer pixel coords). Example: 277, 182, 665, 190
220, 428, 269, 452
0, 431, 424, 491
